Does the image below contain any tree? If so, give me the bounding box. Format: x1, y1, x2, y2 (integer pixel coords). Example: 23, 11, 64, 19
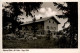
53, 2, 78, 48
3, 2, 42, 33
32, 15, 38, 37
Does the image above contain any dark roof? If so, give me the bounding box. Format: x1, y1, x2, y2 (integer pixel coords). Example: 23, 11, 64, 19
56, 15, 67, 18
21, 16, 60, 25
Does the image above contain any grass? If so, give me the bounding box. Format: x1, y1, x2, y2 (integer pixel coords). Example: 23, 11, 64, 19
3, 38, 58, 48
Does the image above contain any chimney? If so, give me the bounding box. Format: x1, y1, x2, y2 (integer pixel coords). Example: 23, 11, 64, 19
40, 17, 42, 19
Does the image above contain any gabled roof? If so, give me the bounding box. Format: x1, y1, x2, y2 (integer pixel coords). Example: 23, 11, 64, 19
21, 16, 60, 25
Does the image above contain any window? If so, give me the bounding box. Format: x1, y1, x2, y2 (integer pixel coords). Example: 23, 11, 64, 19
54, 33, 56, 35
54, 27, 56, 30
51, 26, 53, 29
41, 25, 43, 29
18, 26, 22, 30
53, 21, 54, 23
41, 31, 44, 35
9, 25, 12, 28
26, 27, 28, 30
49, 20, 50, 23
41, 32, 42, 35
47, 26, 49, 29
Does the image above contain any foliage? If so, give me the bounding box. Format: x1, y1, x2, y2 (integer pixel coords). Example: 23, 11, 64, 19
3, 2, 42, 33
53, 2, 78, 47
32, 16, 38, 37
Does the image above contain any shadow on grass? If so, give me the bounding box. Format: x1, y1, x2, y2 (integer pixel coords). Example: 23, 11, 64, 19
3, 39, 58, 48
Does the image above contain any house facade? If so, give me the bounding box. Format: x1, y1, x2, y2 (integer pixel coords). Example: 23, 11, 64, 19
20, 16, 60, 38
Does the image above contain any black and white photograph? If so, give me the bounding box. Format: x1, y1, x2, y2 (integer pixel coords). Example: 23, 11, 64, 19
2, 2, 78, 48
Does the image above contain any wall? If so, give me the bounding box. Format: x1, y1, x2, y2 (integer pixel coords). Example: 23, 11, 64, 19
44, 18, 58, 31
44, 18, 58, 38
21, 22, 44, 36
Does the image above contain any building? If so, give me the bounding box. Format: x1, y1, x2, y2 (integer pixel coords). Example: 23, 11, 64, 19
20, 16, 60, 38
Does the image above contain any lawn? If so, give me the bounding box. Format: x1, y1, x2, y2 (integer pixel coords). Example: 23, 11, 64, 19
3, 38, 58, 48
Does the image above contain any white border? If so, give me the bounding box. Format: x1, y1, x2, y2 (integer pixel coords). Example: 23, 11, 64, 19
0, 0, 80, 53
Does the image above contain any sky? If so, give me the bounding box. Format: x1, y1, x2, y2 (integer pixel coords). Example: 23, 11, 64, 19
3, 2, 69, 31
18, 2, 69, 31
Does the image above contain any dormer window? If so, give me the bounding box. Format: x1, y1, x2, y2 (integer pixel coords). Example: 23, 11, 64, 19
40, 17, 42, 19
